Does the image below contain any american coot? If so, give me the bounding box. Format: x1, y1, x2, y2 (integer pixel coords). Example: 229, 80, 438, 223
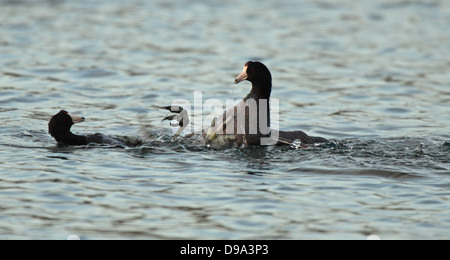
163, 61, 329, 146
48, 110, 106, 145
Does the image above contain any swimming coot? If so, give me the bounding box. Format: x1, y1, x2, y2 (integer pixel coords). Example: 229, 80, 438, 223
233, 61, 328, 145
48, 110, 104, 145
163, 61, 329, 146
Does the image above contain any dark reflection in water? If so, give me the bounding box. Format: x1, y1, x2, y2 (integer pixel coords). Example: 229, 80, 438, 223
0, 0, 449, 239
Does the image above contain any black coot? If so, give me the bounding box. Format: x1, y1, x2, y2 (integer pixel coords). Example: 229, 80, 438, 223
48, 110, 105, 145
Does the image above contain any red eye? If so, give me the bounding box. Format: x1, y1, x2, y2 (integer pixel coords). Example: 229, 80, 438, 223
60, 110, 68, 114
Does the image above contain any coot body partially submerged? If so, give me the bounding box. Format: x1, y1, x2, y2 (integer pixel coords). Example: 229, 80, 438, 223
163, 61, 329, 146
48, 110, 108, 146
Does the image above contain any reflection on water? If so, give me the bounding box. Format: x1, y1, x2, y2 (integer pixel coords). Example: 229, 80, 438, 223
0, 0, 449, 239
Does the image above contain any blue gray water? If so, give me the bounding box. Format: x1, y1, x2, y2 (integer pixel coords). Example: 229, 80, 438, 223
0, 0, 449, 239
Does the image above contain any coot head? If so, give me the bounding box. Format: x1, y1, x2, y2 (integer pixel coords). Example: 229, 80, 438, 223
48, 110, 86, 143
235, 61, 272, 99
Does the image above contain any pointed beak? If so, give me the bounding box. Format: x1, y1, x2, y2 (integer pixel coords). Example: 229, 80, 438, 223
234, 65, 248, 84
68, 113, 85, 124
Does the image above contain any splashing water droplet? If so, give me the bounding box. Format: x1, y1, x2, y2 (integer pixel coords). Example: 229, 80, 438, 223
290, 139, 302, 149
414, 142, 424, 154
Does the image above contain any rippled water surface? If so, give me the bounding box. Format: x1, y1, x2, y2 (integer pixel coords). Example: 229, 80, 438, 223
0, 0, 449, 239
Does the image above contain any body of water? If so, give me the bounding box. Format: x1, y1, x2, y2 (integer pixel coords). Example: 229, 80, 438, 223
0, 0, 449, 239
